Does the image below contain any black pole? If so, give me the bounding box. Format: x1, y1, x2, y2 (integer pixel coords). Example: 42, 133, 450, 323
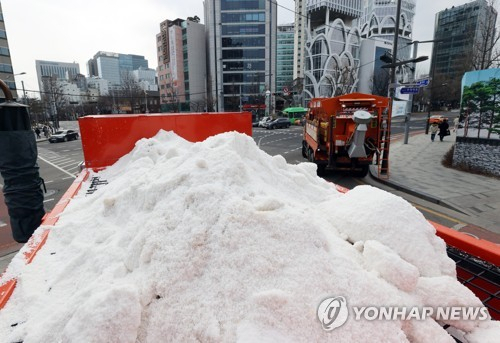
381, 0, 402, 174
425, 107, 431, 134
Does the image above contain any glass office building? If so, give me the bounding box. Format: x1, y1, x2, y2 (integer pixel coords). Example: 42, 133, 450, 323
205, 0, 277, 112
277, 24, 294, 95
0, 1, 18, 99
430, 0, 497, 107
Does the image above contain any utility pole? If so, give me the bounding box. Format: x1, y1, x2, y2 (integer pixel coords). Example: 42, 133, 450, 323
381, 0, 402, 173
403, 41, 418, 144
21, 80, 26, 104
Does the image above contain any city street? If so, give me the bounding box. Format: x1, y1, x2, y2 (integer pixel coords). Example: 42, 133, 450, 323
0, 114, 476, 272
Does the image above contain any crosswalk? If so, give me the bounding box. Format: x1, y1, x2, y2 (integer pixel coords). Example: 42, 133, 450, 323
37, 146, 82, 178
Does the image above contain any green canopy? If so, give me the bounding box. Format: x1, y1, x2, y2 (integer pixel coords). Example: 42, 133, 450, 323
283, 107, 308, 114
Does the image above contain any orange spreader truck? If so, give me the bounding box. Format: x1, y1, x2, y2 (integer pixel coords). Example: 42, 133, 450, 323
302, 92, 391, 177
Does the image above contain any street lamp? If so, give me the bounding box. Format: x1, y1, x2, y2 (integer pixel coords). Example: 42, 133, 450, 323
3, 72, 27, 101
380, 55, 428, 69
4, 71, 26, 80
144, 90, 149, 113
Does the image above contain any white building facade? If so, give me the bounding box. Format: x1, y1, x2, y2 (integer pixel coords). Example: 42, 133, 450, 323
300, 0, 416, 102
156, 18, 206, 112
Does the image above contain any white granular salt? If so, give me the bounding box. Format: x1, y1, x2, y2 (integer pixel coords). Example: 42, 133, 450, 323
0, 131, 498, 342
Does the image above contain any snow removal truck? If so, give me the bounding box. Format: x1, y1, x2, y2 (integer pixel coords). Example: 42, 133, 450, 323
302, 92, 391, 177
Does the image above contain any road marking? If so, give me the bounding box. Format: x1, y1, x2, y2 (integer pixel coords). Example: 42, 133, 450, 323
62, 176, 76, 180
58, 161, 79, 168
38, 156, 76, 179
49, 157, 72, 163
43, 198, 55, 203
44, 180, 54, 184
412, 204, 462, 224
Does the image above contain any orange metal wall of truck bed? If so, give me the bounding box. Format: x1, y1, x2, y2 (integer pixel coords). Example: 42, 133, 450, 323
78, 112, 252, 169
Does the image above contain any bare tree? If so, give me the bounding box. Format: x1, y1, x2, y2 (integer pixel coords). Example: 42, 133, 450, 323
371, 69, 391, 97
120, 71, 143, 113
190, 98, 208, 112
187, 15, 200, 23
472, 0, 500, 70
40, 76, 67, 127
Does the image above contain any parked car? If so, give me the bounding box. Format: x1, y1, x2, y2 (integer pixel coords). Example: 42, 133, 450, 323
48, 130, 79, 143
258, 116, 273, 127
265, 117, 291, 130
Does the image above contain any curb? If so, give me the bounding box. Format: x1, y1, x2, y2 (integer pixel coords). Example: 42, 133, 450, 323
367, 167, 468, 215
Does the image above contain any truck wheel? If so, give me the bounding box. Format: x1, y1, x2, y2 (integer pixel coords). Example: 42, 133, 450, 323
317, 164, 326, 176
307, 149, 314, 162
302, 142, 308, 158
355, 165, 369, 177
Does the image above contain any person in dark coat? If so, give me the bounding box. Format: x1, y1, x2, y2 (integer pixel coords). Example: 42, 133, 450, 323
34, 127, 41, 139
438, 118, 450, 142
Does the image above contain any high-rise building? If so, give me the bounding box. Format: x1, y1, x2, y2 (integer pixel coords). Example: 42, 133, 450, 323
358, 0, 415, 60
304, 0, 362, 102
0, 1, 20, 100
35, 60, 80, 93
277, 23, 294, 96
205, 0, 277, 113
300, 0, 416, 102
430, 0, 497, 108
156, 18, 206, 112
119, 54, 148, 73
87, 51, 149, 87
293, 0, 307, 81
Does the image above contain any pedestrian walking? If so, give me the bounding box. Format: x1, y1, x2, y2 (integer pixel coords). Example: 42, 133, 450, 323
438, 118, 450, 142
430, 123, 439, 142
42, 126, 49, 138
34, 127, 41, 139
453, 117, 459, 132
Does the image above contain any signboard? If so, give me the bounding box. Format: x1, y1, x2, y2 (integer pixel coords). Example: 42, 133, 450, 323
400, 87, 420, 94
392, 100, 408, 117
283, 87, 289, 96
416, 79, 430, 87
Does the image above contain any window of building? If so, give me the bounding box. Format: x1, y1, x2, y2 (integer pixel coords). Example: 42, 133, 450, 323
221, 12, 265, 23
222, 36, 265, 47
222, 24, 265, 35
0, 46, 10, 56
0, 63, 13, 73
222, 49, 265, 59
221, 0, 265, 11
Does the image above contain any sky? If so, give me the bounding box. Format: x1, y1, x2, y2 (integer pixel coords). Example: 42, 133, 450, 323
0, 129, 498, 341
2, 0, 465, 98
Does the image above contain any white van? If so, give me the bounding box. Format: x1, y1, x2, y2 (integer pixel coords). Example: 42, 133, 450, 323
258, 116, 272, 127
